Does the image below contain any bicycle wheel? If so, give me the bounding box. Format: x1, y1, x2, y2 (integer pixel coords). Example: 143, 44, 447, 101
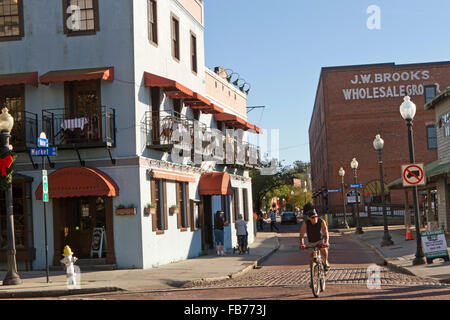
320, 263, 326, 292
310, 262, 321, 298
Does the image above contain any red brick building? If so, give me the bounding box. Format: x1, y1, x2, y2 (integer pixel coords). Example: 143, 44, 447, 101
309, 61, 450, 214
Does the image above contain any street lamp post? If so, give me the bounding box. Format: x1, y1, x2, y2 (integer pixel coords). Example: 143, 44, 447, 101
351, 158, 363, 234
373, 134, 394, 247
338, 167, 349, 229
399, 96, 426, 265
0, 108, 22, 285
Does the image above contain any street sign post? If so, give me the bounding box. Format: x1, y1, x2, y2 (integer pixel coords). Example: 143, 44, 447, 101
327, 189, 342, 193
42, 170, 48, 203
350, 183, 363, 188
37, 137, 48, 148
402, 163, 426, 187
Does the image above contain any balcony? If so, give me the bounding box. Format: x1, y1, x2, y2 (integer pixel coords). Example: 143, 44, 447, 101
42, 107, 116, 149
10, 111, 38, 152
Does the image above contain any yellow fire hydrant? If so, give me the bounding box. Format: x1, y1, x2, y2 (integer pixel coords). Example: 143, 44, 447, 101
60, 245, 78, 287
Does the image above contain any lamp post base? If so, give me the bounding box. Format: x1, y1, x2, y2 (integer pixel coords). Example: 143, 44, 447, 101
413, 256, 426, 266
381, 235, 394, 247
3, 271, 22, 286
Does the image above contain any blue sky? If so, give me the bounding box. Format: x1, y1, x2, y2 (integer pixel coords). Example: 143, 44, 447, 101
203, 0, 450, 166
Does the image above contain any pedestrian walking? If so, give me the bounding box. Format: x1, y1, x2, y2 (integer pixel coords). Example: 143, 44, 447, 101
269, 208, 279, 232
235, 214, 248, 254
214, 211, 225, 256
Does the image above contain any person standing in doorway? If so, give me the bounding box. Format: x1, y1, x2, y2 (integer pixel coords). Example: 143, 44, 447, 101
214, 211, 225, 256
269, 205, 279, 232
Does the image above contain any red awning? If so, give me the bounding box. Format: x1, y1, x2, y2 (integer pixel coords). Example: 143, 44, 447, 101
35, 167, 119, 200
0, 72, 38, 87
214, 112, 248, 129
144, 72, 194, 99
151, 169, 196, 183
198, 172, 232, 196
40, 67, 114, 85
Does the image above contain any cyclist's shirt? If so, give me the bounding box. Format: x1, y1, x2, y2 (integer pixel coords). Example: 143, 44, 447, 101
306, 218, 323, 243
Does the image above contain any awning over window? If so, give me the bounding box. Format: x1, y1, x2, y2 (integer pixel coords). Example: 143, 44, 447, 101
0, 72, 38, 87
214, 112, 248, 129
35, 167, 119, 200
151, 169, 196, 183
144, 72, 194, 99
39, 67, 114, 85
198, 172, 233, 195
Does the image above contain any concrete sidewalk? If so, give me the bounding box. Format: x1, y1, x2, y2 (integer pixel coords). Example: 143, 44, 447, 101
340, 225, 450, 283
0, 232, 279, 299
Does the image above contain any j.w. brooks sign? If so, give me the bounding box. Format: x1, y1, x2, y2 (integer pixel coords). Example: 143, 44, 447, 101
342, 70, 440, 101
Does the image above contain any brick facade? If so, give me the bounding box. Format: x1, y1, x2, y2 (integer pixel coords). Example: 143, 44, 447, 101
309, 61, 450, 213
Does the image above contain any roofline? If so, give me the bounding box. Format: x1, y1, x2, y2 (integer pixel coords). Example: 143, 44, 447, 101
425, 87, 450, 110
321, 60, 450, 72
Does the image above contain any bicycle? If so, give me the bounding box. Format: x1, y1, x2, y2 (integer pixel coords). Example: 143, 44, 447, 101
301, 244, 329, 298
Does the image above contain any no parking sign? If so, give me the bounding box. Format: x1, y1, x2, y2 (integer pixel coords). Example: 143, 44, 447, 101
402, 163, 426, 187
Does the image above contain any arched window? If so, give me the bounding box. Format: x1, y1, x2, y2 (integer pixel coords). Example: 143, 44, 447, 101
363, 180, 390, 204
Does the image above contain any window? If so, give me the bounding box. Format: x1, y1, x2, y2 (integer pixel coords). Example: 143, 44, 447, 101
190, 32, 197, 74
176, 182, 190, 229
63, 0, 100, 36
0, 0, 24, 41
148, 0, 157, 45
425, 85, 437, 104
242, 189, 249, 221
427, 125, 437, 149
151, 179, 167, 232
171, 14, 180, 61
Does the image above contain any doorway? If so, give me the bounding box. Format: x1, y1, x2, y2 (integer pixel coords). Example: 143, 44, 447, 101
201, 195, 214, 250
53, 196, 107, 262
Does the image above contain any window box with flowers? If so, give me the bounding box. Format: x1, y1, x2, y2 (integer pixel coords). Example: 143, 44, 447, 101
116, 204, 136, 216
144, 203, 157, 216
169, 205, 179, 215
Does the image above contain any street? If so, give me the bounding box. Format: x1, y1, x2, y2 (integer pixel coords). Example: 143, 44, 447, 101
46, 219, 450, 301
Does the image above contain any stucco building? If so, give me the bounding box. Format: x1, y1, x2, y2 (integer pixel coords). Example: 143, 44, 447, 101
0, 0, 261, 270
309, 61, 450, 219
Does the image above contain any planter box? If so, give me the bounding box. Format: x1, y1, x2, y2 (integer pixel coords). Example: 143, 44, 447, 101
116, 208, 136, 216
144, 207, 157, 216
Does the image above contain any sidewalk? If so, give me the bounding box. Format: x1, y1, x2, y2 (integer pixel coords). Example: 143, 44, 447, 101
0, 232, 279, 299
339, 225, 450, 283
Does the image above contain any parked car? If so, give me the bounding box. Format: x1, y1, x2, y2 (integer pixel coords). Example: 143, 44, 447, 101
281, 211, 297, 224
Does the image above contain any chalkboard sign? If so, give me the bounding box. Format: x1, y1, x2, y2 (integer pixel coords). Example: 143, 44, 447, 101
90, 227, 106, 258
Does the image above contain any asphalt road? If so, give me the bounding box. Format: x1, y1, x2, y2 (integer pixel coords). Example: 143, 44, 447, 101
50, 219, 450, 301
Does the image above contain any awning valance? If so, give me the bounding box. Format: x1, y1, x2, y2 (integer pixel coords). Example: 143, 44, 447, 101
387, 160, 449, 190
151, 169, 196, 183
198, 172, 232, 195
35, 167, 119, 200
40, 67, 114, 85
214, 113, 248, 129
144, 72, 194, 99
0, 72, 38, 87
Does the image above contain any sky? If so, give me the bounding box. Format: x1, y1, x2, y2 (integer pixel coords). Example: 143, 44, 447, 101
203, 0, 450, 166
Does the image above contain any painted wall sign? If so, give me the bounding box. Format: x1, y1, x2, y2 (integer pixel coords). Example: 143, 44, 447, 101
342, 69, 441, 100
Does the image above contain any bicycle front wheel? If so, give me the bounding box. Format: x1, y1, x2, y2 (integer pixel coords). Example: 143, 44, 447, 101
310, 262, 321, 298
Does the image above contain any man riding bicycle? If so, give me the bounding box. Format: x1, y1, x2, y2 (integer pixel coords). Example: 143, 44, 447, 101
299, 203, 331, 271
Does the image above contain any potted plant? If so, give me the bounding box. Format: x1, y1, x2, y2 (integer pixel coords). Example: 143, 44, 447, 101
144, 203, 157, 215
169, 205, 179, 215
116, 204, 137, 216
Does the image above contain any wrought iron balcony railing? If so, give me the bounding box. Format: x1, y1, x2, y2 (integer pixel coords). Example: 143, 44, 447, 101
10, 111, 38, 152
42, 107, 116, 149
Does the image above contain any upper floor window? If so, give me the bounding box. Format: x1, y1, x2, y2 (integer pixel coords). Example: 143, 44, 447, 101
0, 0, 24, 41
190, 32, 197, 74
425, 85, 437, 104
171, 14, 180, 61
426, 125, 437, 150
148, 0, 157, 45
63, 0, 100, 36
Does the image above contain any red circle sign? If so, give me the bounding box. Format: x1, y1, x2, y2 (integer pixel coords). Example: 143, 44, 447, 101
403, 165, 424, 185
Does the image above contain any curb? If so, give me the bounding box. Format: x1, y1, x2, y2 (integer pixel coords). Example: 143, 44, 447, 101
183, 235, 281, 287
0, 286, 123, 299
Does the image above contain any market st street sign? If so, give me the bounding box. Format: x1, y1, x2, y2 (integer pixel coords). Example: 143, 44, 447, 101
402, 163, 426, 187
